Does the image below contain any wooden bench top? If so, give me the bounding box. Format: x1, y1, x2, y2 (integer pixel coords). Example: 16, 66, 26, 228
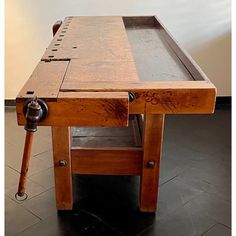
16, 16, 216, 127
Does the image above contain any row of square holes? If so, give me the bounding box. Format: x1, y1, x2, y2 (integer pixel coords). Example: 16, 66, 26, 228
27, 18, 73, 93
48, 17, 77, 58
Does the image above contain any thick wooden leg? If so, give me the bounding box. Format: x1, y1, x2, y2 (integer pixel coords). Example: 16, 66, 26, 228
51, 127, 73, 210
140, 114, 164, 212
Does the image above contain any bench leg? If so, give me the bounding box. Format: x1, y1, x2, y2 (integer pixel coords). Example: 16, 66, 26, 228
51, 126, 73, 210
140, 114, 164, 212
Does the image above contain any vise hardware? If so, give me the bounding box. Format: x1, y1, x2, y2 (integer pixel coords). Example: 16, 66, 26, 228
15, 97, 48, 201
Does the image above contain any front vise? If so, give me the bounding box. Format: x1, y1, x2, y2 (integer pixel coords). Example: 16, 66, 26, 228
23, 97, 48, 132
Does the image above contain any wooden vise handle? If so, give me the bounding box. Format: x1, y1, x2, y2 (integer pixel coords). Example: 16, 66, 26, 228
15, 132, 34, 200
15, 97, 48, 201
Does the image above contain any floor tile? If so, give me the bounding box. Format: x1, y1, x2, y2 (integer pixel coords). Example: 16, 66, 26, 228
17, 211, 101, 236
6, 179, 46, 203
27, 155, 53, 177
74, 195, 155, 236
5, 141, 23, 171
34, 149, 54, 168
21, 189, 57, 220
185, 192, 231, 227
29, 167, 55, 190
39, 187, 56, 204
176, 167, 231, 202
5, 125, 52, 158
5, 137, 53, 176
141, 203, 216, 236
202, 223, 231, 236
159, 156, 189, 185
5, 166, 20, 191
157, 179, 203, 219
5, 107, 231, 235
5, 195, 40, 235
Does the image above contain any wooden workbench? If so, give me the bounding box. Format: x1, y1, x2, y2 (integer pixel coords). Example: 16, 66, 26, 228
16, 16, 216, 212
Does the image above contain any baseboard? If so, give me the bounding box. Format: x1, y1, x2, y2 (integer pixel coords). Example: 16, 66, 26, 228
215, 96, 231, 109
5, 99, 16, 106
5, 97, 231, 109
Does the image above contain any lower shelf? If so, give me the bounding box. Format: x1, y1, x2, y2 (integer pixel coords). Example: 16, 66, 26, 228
71, 114, 143, 148
70, 115, 143, 176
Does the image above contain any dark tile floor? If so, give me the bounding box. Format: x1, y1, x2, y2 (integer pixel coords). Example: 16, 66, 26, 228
5, 106, 231, 236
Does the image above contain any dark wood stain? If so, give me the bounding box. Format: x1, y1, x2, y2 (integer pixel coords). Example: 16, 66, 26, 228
103, 100, 128, 122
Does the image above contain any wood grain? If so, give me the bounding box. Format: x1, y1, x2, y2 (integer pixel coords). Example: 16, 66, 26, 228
140, 114, 164, 212
16, 16, 216, 124
61, 58, 138, 86
51, 127, 73, 210
71, 147, 143, 175
17, 92, 129, 126
15, 16, 217, 214
60, 81, 216, 114
42, 16, 137, 63
16, 61, 69, 102
16, 84, 215, 124
49, 16, 140, 88
17, 132, 34, 196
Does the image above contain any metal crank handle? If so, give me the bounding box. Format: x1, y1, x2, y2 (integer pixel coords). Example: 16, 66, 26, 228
15, 97, 48, 201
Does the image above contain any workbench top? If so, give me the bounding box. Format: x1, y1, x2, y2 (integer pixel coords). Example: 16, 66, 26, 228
16, 16, 216, 127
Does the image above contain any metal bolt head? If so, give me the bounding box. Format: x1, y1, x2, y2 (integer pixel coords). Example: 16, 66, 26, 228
128, 92, 135, 102
147, 160, 155, 168
59, 160, 67, 167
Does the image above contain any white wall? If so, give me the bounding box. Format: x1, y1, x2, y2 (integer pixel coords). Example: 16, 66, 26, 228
5, 0, 231, 98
